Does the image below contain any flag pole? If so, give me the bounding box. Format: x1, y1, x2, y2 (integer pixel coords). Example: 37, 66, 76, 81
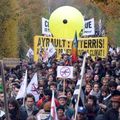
63, 78, 66, 94
74, 54, 87, 120
23, 70, 27, 106
0, 60, 9, 120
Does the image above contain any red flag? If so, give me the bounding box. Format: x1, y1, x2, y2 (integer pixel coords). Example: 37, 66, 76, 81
50, 90, 58, 120
72, 32, 78, 63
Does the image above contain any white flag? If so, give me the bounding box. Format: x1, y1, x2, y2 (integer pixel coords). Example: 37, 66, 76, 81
116, 47, 120, 53
98, 19, 102, 35
27, 73, 39, 102
26, 48, 34, 58
16, 70, 27, 99
43, 48, 49, 62
50, 90, 58, 120
74, 54, 87, 120
47, 43, 56, 58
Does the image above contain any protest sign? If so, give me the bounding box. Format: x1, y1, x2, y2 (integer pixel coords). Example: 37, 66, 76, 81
42, 17, 95, 36
83, 18, 95, 36
3, 58, 20, 67
34, 36, 108, 61
42, 17, 51, 36
57, 66, 73, 79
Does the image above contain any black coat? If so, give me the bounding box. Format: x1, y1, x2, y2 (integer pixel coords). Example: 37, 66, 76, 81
104, 108, 119, 120
19, 105, 39, 120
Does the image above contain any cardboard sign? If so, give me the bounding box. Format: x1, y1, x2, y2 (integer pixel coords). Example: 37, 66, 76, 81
57, 66, 73, 78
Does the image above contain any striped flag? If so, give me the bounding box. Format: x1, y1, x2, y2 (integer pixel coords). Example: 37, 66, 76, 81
71, 32, 78, 63
50, 90, 58, 120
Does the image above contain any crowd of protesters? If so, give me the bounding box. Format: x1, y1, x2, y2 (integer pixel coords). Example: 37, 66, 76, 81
0, 46, 120, 120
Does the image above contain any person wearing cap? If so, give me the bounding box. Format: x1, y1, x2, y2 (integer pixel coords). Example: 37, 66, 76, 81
104, 94, 120, 120
77, 106, 88, 120
58, 94, 74, 119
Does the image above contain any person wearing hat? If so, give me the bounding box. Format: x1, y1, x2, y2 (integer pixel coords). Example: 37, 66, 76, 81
76, 106, 88, 120
58, 94, 74, 119
104, 94, 120, 120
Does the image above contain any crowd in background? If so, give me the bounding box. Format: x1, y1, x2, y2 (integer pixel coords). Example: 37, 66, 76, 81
0, 46, 120, 120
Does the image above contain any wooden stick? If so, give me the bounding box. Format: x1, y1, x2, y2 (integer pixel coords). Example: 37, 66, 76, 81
74, 54, 87, 120
63, 78, 66, 95
0, 60, 9, 120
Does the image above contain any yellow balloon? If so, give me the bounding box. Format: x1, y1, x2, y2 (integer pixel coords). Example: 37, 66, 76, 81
49, 6, 84, 39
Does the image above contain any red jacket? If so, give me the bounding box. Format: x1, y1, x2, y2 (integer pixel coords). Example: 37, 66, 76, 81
37, 96, 60, 108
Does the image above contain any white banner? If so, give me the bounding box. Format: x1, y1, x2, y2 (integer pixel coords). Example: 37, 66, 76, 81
42, 17, 51, 36
57, 66, 73, 78
83, 18, 95, 36
42, 17, 95, 36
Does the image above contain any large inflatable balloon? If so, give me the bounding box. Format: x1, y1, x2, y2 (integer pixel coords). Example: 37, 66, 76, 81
49, 6, 84, 39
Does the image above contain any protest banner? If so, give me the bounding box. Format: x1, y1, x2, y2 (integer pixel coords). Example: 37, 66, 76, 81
34, 36, 108, 62
42, 17, 95, 36
42, 17, 51, 36
83, 18, 95, 36
3, 58, 20, 67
